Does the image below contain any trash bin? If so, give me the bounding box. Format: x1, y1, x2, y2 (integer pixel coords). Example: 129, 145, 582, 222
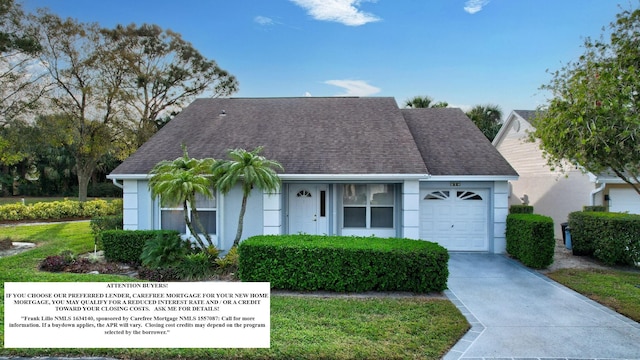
560, 222, 568, 244
564, 226, 572, 250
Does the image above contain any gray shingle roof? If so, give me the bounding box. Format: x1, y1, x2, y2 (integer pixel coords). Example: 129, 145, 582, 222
402, 108, 518, 176
110, 97, 517, 177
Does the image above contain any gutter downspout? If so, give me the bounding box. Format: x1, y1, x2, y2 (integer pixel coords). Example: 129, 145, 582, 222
590, 182, 606, 206
111, 178, 124, 189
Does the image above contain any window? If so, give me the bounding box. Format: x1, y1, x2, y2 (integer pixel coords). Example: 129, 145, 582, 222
343, 184, 395, 228
160, 191, 216, 235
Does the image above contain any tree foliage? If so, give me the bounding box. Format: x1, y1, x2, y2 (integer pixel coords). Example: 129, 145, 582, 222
404, 95, 448, 108
213, 147, 283, 246
533, 6, 640, 194
148, 146, 216, 250
465, 104, 503, 141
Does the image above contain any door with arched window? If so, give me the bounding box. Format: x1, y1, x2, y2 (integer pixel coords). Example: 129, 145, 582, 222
288, 185, 328, 235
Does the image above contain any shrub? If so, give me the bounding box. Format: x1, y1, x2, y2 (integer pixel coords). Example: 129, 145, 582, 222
570, 211, 640, 266
0, 198, 122, 222
59, 249, 77, 263
90, 215, 123, 247
215, 246, 239, 275
140, 233, 191, 269
39, 255, 71, 272
101, 230, 180, 264
176, 252, 214, 281
238, 235, 449, 293
509, 205, 534, 214
583, 205, 607, 212
506, 213, 555, 269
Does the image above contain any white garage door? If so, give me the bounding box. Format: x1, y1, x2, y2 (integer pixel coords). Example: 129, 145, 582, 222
420, 189, 489, 251
608, 188, 640, 214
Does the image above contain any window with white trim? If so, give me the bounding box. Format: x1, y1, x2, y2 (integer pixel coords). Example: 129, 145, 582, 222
160, 191, 216, 234
343, 184, 395, 228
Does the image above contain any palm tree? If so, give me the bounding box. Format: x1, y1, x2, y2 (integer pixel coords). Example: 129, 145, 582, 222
148, 145, 216, 249
404, 95, 448, 108
213, 147, 283, 247
465, 104, 503, 142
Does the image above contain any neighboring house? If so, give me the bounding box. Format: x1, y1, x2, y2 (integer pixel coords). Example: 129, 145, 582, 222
108, 97, 518, 253
493, 110, 640, 238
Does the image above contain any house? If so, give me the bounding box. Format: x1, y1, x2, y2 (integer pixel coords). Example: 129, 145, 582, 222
108, 97, 518, 253
493, 110, 640, 238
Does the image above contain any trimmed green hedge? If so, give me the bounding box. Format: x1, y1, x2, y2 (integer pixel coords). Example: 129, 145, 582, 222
568, 211, 640, 265
0, 199, 122, 221
506, 214, 555, 269
583, 205, 607, 212
238, 235, 449, 293
509, 205, 534, 214
101, 230, 180, 264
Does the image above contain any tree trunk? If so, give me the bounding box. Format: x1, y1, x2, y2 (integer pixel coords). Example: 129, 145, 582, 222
191, 208, 214, 248
183, 201, 207, 249
233, 195, 248, 247
76, 166, 92, 202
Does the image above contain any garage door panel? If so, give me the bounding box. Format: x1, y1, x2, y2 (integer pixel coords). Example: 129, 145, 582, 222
420, 189, 489, 251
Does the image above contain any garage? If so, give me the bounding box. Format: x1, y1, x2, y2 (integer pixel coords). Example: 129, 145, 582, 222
420, 189, 489, 251
608, 188, 640, 214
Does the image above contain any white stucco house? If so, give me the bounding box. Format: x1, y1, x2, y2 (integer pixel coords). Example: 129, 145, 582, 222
493, 110, 640, 238
108, 97, 518, 253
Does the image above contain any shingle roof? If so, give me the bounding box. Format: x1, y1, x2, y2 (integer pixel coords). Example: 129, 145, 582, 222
110, 97, 517, 177
402, 108, 518, 176
513, 110, 538, 123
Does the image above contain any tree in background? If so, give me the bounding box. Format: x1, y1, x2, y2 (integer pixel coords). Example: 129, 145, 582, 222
213, 147, 283, 247
102, 24, 238, 147
465, 104, 503, 142
148, 146, 216, 250
533, 7, 640, 194
404, 95, 448, 108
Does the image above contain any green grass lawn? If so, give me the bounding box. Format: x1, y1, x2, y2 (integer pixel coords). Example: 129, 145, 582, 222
0, 222, 469, 360
547, 268, 640, 323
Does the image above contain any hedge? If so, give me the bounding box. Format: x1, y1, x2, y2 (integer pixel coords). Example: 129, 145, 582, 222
101, 230, 180, 264
568, 211, 640, 265
509, 205, 534, 214
0, 199, 122, 221
238, 235, 449, 293
506, 213, 555, 269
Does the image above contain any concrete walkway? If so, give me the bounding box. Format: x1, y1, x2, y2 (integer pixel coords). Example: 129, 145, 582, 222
443, 253, 640, 360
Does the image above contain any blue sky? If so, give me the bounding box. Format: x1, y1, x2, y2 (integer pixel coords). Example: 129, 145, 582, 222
22, 0, 629, 115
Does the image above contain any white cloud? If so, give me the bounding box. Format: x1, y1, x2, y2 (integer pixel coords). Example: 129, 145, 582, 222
324, 80, 381, 96
464, 0, 490, 14
254, 16, 274, 25
304, 91, 312, 97
290, 0, 380, 26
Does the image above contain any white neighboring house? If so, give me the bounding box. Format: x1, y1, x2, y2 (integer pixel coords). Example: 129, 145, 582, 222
493, 110, 640, 238
108, 97, 519, 253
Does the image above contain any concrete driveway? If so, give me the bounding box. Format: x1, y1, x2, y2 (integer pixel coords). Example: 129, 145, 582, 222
443, 253, 640, 360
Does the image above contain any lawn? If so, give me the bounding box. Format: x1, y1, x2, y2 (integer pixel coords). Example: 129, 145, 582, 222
0, 222, 469, 360
547, 268, 640, 323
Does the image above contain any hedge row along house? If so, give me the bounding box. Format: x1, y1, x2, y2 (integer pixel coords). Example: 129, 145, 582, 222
108, 97, 518, 253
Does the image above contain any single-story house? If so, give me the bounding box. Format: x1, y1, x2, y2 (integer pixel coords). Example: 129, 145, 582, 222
108, 97, 518, 253
493, 110, 640, 238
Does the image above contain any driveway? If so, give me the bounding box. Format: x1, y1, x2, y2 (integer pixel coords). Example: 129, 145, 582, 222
443, 253, 640, 359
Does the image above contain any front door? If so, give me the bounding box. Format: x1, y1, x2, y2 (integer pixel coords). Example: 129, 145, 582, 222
288, 185, 328, 235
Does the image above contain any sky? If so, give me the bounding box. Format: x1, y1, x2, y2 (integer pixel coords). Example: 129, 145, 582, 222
21, 0, 631, 116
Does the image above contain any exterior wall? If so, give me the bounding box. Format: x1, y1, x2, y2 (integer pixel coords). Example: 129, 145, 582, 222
605, 184, 640, 213
122, 180, 139, 230
495, 119, 595, 238
220, 184, 264, 251
402, 179, 420, 240
493, 181, 509, 253
263, 190, 283, 235
137, 180, 153, 230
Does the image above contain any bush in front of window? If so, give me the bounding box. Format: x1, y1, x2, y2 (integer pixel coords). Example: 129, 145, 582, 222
101, 230, 180, 264
505, 213, 554, 269
238, 235, 449, 293
140, 232, 192, 269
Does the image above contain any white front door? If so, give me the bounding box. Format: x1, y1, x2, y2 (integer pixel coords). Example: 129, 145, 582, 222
420, 189, 489, 251
288, 185, 328, 235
